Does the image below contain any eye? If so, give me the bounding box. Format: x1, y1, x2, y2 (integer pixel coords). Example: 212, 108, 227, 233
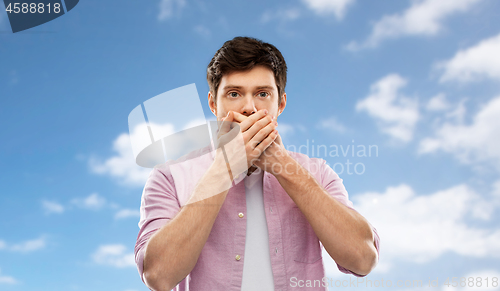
258, 92, 270, 98
228, 92, 240, 98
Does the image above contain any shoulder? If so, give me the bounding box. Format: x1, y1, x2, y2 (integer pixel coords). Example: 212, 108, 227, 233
153, 145, 213, 178
286, 150, 330, 180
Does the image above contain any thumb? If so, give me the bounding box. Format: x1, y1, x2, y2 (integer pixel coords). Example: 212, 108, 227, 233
225, 111, 234, 123
275, 132, 283, 145
219, 111, 233, 134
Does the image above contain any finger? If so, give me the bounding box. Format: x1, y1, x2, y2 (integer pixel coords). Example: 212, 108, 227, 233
253, 129, 278, 155
244, 114, 275, 142
218, 111, 233, 135
275, 132, 283, 145
232, 111, 248, 123
239, 109, 269, 132
248, 119, 277, 149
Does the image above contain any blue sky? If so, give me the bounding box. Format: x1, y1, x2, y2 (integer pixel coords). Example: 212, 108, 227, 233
1, 0, 500, 290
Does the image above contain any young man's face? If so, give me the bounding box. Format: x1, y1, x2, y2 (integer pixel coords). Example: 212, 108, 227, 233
208, 65, 286, 121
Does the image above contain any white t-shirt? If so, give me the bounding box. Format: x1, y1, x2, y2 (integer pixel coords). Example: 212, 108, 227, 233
240, 168, 275, 290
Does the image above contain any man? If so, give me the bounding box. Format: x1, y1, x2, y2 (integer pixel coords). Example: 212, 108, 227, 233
135, 36, 380, 291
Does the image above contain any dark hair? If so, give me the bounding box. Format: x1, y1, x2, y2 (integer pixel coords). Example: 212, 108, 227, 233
207, 36, 287, 104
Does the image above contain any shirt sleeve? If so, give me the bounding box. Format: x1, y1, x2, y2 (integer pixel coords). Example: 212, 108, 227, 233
319, 159, 380, 277
134, 165, 181, 283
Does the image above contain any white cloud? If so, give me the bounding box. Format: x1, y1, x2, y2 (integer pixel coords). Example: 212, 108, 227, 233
92, 244, 135, 268
0, 276, 17, 284
437, 33, 500, 83
276, 123, 295, 146
301, 0, 355, 20
1, 236, 47, 253
444, 99, 467, 123
346, 0, 483, 50
41, 200, 64, 215
71, 193, 106, 211
193, 25, 211, 38
182, 118, 206, 130
419, 96, 500, 169
114, 209, 140, 220
90, 132, 152, 187
493, 180, 500, 198
277, 123, 295, 137
261, 7, 301, 24
109, 202, 121, 210
426, 93, 450, 111
0, 268, 18, 285
41, 194, 141, 220
158, 0, 186, 21
356, 74, 419, 142
318, 117, 346, 133
91, 119, 211, 186
353, 183, 500, 271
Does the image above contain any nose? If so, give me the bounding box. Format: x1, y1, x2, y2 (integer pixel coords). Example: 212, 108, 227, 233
240, 95, 257, 116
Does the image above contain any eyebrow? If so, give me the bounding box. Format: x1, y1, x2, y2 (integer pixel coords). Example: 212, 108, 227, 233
222, 85, 275, 91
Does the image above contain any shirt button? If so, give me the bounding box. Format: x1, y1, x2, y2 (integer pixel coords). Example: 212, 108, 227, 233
235, 255, 241, 261
238, 212, 244, 218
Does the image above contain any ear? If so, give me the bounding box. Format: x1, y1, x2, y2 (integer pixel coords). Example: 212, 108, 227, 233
208, 91, 217, 116
278, 93, 287, 116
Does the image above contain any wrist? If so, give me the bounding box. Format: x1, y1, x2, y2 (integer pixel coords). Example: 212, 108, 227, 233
270, 153, 297, 178
212, 148, 233, 179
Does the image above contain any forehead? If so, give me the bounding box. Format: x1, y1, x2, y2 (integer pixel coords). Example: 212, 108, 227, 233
218, 66, 277, 91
